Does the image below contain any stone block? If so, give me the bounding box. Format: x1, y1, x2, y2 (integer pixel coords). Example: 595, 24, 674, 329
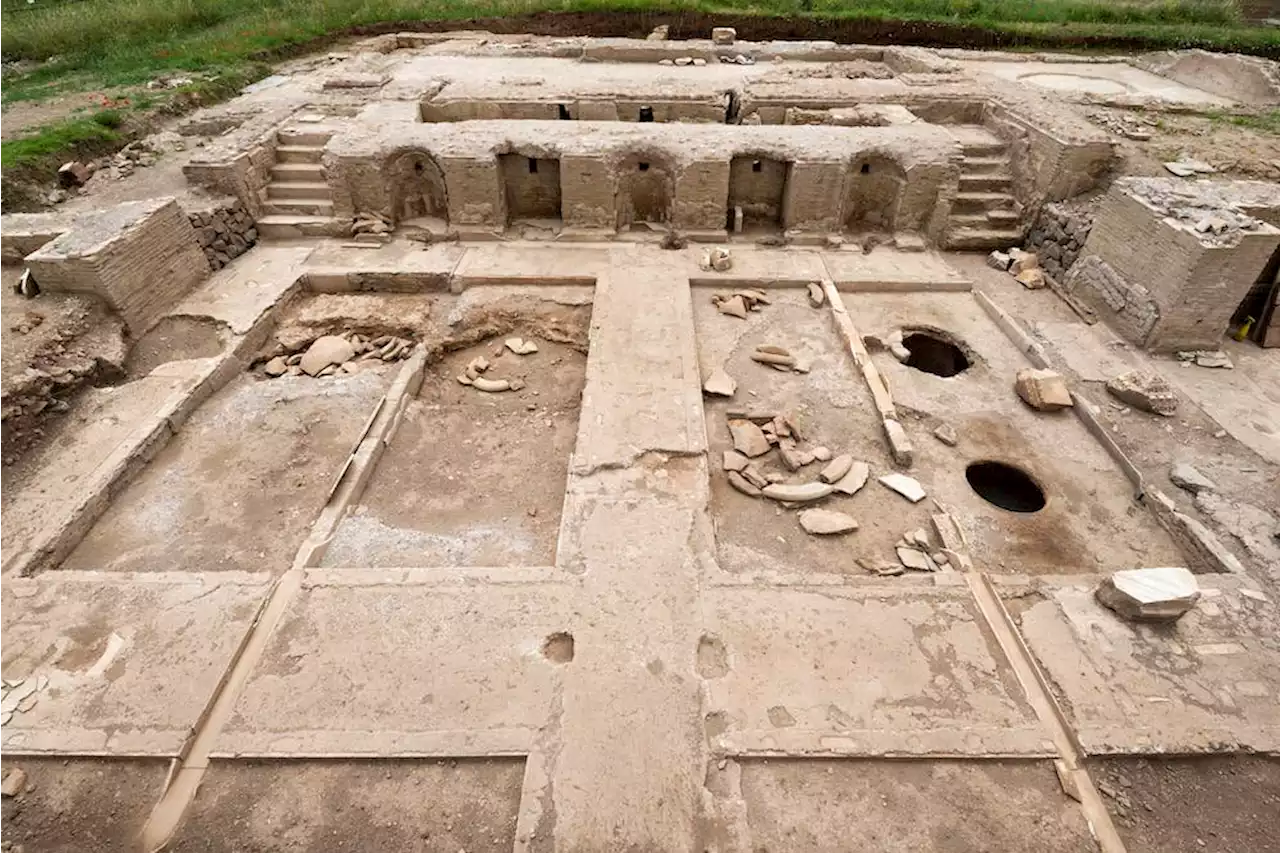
1095, 567, 1200, 622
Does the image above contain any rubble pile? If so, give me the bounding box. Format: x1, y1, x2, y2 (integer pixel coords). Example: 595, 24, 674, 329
261, 331, 415, 378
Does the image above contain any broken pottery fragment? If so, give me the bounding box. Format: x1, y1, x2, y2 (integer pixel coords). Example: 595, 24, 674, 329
751, 347, 795, 368
472, 377, 512, 393
263, 356, 288, 377
986, 250, 1012, 271
300, 335, 355, 376
505, 337, 539, 355
832, 461, 870, 496
807, 282, 825, 307
740, 465, 770, 489
896, 547, 935, 572
933, 423, 958, 446
722, 450, 749, 472
811, 446, 832, 462
1095, 567, 1200, 622
716, 294, 749, 319
798, 509, 858, 535
761, 481, 834, 503
703, 367, 737, 398
1106, 370, 1177, 416
729, 420, 771, 457
727, 471, 762, 497
819, 454, 853, 484
1014, 368, 1073, 412
878, 473, 926, 503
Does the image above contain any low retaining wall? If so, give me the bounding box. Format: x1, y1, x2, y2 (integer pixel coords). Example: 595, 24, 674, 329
187, 198, 258, 270
1026, 201, 1095, 283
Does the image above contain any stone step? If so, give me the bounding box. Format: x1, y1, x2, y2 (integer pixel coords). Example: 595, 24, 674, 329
266, 181, 332, 200
263, 197, 335, 217
961, 155, 1009, 175
269, 163, 324, 183
958, 173, 1013, 193
987, 209, 1021, 225
277, 128, 335, 147
275, 145, 325, 164
952, 191, 1018, 215
961, 139, 1008, 157
946, 223, 1024, 250
256, 214, 344, 239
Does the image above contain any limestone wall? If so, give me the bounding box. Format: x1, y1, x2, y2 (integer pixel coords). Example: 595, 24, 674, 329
186, 197, 258, 270
24, 198, 210, 334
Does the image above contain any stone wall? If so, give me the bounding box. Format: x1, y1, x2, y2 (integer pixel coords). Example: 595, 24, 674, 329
186, 198, 258, 270
1026, 201, 1095, 283
1065, 179, 1280, 351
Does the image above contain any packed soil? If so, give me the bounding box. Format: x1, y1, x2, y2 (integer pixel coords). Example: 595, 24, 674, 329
323, 336, 587, 568
168, 759, 524, 853
1093, 756, 1280, 853
0, 758, 170, 853
736, 758, 1096, 852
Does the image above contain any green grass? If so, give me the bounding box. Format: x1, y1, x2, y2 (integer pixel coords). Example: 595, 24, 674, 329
0, 114, 121, 168
1207, 108, 1280, 134
1, 0, 1274, 103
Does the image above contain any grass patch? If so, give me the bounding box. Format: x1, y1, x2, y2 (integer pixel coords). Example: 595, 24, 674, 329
1, 114, 121, 169
0, 0, 1274, 100
1206, 108, 1280, 134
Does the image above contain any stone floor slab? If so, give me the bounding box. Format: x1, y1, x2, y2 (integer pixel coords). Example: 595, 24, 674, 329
2, 572, 271, 755
216, 575, 576, 756
703, 587, 1052, 756
1015, 577, 1280, 754
824, 248, 969, 291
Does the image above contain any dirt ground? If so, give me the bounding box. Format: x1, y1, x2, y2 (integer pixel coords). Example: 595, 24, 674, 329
60, 367, 392, 574
323, 336, 586, 567
736, 758, 1096, 852
168, 759, 525, 853
1093, 756, 1280, 853
0, 757, 169, 853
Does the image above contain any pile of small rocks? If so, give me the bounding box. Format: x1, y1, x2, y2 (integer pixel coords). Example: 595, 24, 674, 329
987, 247, 1047, 290
1087, 109, 1158, 141
260, 332, 414, 378
351, 211, 393, 243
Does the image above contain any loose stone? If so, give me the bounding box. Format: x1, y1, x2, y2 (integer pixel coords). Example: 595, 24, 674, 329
879, 473, 926, 503
807, 282, 825, 307
1095, 567, 1201, 622
761, 481, 834, 503
896, 547, 935, 572
819, 454, 853, 484
722, 450, 749, 472
832, 461, 870, 495
798, 509, 858, 535
703, 367, 737, 397
727, 471, 761, 497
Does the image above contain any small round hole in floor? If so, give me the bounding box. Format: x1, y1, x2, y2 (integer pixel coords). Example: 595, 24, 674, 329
542, 632, 575, 663
903, 331, 970, 377
965, 461, 1045, 513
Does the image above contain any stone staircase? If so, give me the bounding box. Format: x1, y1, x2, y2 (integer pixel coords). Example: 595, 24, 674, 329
945, 126, 1024, 250
257, 127, 342, 238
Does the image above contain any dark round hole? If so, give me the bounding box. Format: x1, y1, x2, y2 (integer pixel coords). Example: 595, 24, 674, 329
903, 332, 970, 377
966, 461, 1046, 513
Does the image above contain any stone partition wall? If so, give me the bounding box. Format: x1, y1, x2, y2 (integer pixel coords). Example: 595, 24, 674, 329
326, 121, 960, 240
185, 197, 258, 270
23, 198, 210, 334
1063, 179, 1280, 351
1026, 201, 1096, 283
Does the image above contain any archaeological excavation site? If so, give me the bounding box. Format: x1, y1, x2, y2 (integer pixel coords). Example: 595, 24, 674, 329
2, 23, 1279, 853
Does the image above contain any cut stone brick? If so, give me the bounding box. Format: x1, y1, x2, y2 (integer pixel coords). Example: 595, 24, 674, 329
1095, 566, 1201, 622
1014, 368, 1073, 412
